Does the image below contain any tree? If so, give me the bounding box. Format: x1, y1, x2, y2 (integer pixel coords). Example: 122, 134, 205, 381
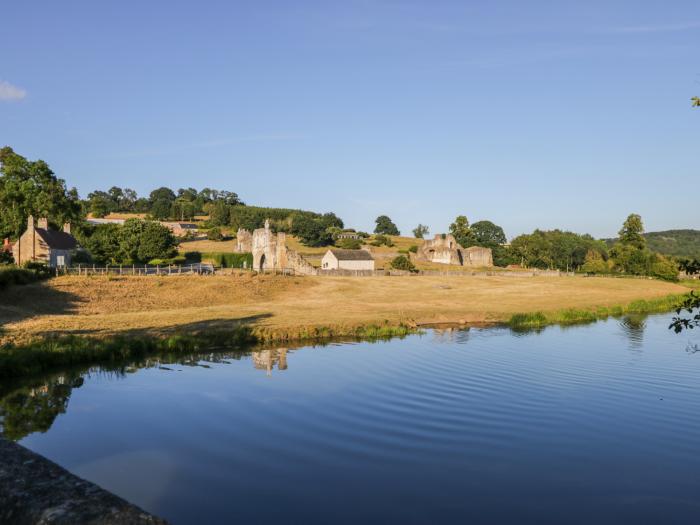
670, 292, 700, 332
89, 195, 111, 218
412, 224, 429, 239
0, 147, 82, 240
471, 220, 506, 247
150, 199, 172, 220
291, 215, 333, 247
374, 215, 400, 236
117, 219, 178, 263
580, 250, 609, 274
618, 213, 646, 249
172, 198, 195, 221
670, 96, 700, 331
149, 187, 176, 204
74, 224, 121, 265
208, 201, 230, 227
509, 229, 606, 271
449, 215, 475, 247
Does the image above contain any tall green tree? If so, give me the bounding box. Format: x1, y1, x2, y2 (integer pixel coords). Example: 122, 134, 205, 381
0, 147, 82, 239
449, 215, 475, 247
118, 219, 178, 263
412, 224, 429, 239
471, 220, 506, 247
374, 215, 400, 236
618, 213, 646, 249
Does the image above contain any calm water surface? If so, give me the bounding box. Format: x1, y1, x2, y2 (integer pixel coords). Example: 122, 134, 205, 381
2, 314, 700, 524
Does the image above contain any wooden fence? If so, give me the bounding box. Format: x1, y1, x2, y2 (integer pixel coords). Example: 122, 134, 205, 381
56, 264, 298, 277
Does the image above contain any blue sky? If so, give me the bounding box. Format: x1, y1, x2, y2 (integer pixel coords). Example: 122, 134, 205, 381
1, 1, 698, 239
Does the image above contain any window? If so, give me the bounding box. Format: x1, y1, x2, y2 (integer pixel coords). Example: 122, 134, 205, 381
57, 255, 65, 267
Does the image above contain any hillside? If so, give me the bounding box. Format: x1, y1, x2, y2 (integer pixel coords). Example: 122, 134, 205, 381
604, 230, 700, 259
644, 230, 700, 259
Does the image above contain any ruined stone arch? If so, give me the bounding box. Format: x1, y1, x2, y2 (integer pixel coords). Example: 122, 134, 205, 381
255, 253, 266, 271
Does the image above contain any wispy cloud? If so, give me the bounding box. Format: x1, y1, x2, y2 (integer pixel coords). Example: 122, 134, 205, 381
607, 21, 700, 34
119, 133, 305, 159
0, 80, 27, 101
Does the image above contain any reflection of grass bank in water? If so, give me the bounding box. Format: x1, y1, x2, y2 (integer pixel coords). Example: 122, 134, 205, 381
507, 293, 686, 330
0, 323, 417, 382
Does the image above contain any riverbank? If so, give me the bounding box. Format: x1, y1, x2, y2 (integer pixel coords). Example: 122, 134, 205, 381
0, 273, 689, 339
0, 274, 692, 379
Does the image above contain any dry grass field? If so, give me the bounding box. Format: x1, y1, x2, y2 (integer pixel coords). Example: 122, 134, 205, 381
0, 273, 687, 344
177, 238, 239, 254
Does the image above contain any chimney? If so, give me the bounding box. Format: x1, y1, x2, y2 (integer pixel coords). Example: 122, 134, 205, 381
63, 222, 71, 235
2, 238, 9, 251
27, 215, 34, 230
37, 217, 48, 229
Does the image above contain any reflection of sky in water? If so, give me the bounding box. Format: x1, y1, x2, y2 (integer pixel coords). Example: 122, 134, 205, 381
3, 312, 700, 525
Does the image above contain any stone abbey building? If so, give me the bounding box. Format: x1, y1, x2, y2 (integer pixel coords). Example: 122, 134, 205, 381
416, 233, 493, 267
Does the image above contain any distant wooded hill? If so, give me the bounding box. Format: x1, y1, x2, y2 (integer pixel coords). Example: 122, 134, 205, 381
605, 230, 700, 259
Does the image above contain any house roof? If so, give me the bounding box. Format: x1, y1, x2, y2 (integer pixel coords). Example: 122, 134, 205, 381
329, 249, 374, 261
35, 228, 78, 250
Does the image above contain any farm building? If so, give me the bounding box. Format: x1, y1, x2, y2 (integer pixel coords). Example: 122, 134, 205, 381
86, 217, 126, 225
321, 249, 375, 271
12, 216, 78, 268
160, 222, 198, 237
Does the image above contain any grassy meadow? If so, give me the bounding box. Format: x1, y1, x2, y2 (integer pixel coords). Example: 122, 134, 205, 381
0, 273, 689, 343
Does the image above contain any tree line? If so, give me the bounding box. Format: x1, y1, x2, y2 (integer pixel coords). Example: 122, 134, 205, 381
0, 146, 692, 280
86, 186, 243, 220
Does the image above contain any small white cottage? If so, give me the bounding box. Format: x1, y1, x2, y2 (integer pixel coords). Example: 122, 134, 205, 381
321, 249, 375, 271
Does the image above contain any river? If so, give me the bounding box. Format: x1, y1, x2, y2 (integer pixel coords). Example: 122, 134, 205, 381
2, 313, 700, 524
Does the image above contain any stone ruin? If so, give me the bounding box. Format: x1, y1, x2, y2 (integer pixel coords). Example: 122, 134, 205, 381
235, 228, 252, 252
416, 233, 493, 267
242, 220, 317, 275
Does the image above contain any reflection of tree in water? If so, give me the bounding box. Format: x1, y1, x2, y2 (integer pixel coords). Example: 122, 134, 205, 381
0, 374, 84, 441
0, 349, 255, 441
618, 315, 647, 349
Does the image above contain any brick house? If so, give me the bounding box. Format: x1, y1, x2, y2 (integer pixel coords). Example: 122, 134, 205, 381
12, 216, 78, 268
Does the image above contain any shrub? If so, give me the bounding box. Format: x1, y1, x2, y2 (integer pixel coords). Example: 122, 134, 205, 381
0, 249, 14, 265
370, 234, 394, 247
390, 255, 416, 272
580, 250, 609, 274
148, 256, 187, 266
207, 227, 224, 241
408, 245, 418, 254
0, 265, 51, 290
203, 252, 253, 268
71, 249, 92, 264
336, 238, 361, 250
651, 254, 680, 282
183, 251, 202, 263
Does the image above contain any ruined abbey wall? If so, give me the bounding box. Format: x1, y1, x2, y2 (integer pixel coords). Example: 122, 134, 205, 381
416, 233, 493, 268
251, 220, 317, 275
